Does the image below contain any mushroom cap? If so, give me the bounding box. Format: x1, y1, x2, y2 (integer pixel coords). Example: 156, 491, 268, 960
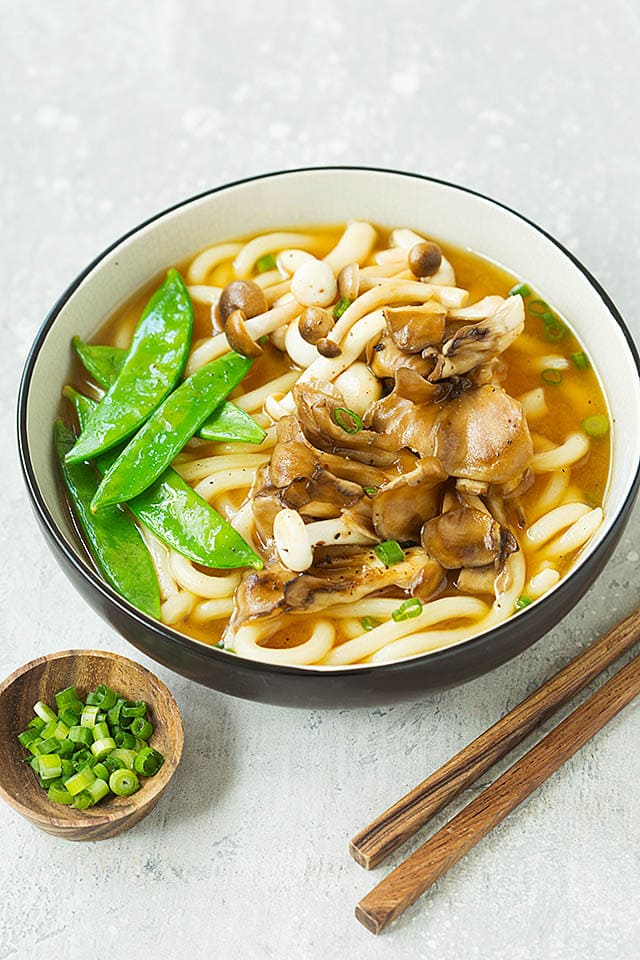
299, 306, 334, 344
218, 280, 268, 324
408, 241, 443, 278
224, 308, 264, 358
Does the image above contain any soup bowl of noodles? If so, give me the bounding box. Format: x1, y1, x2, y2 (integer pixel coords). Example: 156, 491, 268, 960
17, 168, 640, 706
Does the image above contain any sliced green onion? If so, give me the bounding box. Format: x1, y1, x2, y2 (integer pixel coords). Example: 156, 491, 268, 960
374, 540, 404, 567
64, 766, 96, 796
48, 781, 74, 805
543, 321, 566, 342
94, 684, 118, 711
134, 748, 164, 777
114, 731, 136, 749
73, 792, 93, 810
38, 754, 62, 780
52, 720, 69, 740
84, 690, 102, 706
37, 737, 61, 755
571, 351, 590, 370
130, 718, 153, 740
92, 722, 111, 742
66, 699, 85, 717
541, 368, 563, 386
333, 296, 352, 319
332, 407, 363, 434
72, 749, 97, 771
256, 253, 277, 273
59, 707, 81, 728
40, 721, 58, 740
121, 700, 147, 719
103, 754, 126, 774
18, 728, 42, 748
27, 738, 44, 756
33, 701, 57, 724
92, 762, 109, 781
57, 738, 75, 759
109, 748, 137, 770
86, 778, 110, 805
527, 299, 550, 316
392, 598, 423, 622
363, 486, 378, 497
582, 414, 609, 438
109, 768, 140, 797
91, 737, 117, 760
508, 282, 531, 298
27, 716, 46, 732
80, 705, 100, 728
107, 697, 126, 726
360, 616, 380, 632
515, 595, 533, 610
60, 758, 74, 778
69, 725, 93, 746
55, 686, 79, 709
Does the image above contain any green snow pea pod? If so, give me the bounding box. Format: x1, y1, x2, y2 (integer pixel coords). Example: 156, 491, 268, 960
63, 387, 263, 570
72, 337, 266, 444
65, 269, 194, 464
54, 420, 161, 618
91, 352, 253, 511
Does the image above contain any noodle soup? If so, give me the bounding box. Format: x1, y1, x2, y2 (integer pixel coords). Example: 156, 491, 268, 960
63, 222, 610, 667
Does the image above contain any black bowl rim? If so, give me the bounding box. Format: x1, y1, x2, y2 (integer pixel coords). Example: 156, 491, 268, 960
16, 165, 640, 684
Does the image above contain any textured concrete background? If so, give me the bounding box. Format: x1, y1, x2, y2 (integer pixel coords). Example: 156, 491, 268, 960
1, 2, 639, 958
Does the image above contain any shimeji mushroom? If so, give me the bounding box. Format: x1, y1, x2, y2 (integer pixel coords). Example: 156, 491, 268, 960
290, 257, 337, 307
273, 508, 377, 572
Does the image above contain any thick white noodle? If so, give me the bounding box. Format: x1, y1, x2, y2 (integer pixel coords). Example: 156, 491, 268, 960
531, 432, 590, 472
527, 568, 560, 599
323, 221, 377, 272
173, 453, 270, 484
254, 269, 282, 288
161, 590, 196, 625
534, 470, 570, 517
534, 354, 570, 371
233, 371, 300, 411
233, 233, 325, 278
194, 467, 258, 502
168, 552, 241, 598
229, 500, 256, 541
233, 619, 335, 665
184, 299, 300, 375
191, 597, 235, 624
374, 247, 408, 266
187, 242, 242, 284
187, 284, 222, 306
543, 508, 603, 560
526, 502, 591, 546
519, 387, 548, 421
138, 527, 178, 599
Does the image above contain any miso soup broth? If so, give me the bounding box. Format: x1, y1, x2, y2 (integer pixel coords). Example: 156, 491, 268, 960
62, 222, 610, 667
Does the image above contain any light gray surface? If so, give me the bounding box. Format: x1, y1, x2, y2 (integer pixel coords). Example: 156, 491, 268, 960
1, 2, 639, 958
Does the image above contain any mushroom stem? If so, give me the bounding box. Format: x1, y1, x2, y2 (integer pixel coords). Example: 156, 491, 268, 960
273, 509, 376, 572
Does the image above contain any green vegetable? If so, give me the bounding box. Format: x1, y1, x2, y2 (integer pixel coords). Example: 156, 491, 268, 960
72, 337, 265, 445
256, 253, 277, 273
91, 737, 117, 760
508, 282, 531, 298
363, 486, 378, 497
38, 755, 62, 780
55, 420, 161, 618
109, 748, 137, 770
65, 270, 194, 464
542, 320, 566, 342
68, 725, 93, 746
582, 414, 609, 438
392, 598, 423, 622
374, 540, 404, 567
134, 748, 164, 777
571, 351, 590, 370
17, 728, 41, 748
48, 781, 75, 805
80, 704, 100, 728
90, 352, 253, 510
73, 792, 93, 810
130, 717, 153, 740
93, 684, 118, 710
541, 368, 563, 386
109, 769, 140, 797
333, 297, 352, 319
55, 686, 79, 709
34, 701, 57, 724
64, 766, 96, 796
121, 700, 147, 718
527, 299, 550, 316
332, 407, 363, 434
515, 595, 533, 610
360, 617, 380, 632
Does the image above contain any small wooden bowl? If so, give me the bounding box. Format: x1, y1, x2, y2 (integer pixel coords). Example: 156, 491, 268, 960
0, 649, 183, 840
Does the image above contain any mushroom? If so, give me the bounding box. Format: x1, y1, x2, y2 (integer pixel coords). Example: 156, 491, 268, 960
218, 279, 268, 324
384, 302, 447, 353
410, 559, 448, 601
337, 263, 360, 301
273, 508, 377, 572
427, 295, 524, 381
299, 306, 335, 344
372, 457, 447, 542
408, 241, 443, 278
333, 362, 382, 416
420, 506, 518, 569
367, 332, 433, 379
276, 249, 316, 276
455, 565, 498, 594
290, 258, 337, 307
223, 309, 264, 358
316, 337, 342, 358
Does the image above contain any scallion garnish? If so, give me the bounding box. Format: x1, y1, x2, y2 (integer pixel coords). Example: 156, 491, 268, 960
332, 407, 363, 434
374, 540, 404, 567
363, 486, 378, 497
508, 282, 531, 298
333, 297, 352, 319
582, 414, 609, 438
543, 320, 566, 342
360, 617, 380, 632
392, 598, 423, 622
16, 685, 165, 811
541, 368, 563, 386
571, 351, 590, 370
256, 253, 277, 273
515, 595, 533, 610
527, 299, 550, 316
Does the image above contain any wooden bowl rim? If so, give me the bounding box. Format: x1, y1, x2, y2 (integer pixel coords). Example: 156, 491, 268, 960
0, 648, 184, 830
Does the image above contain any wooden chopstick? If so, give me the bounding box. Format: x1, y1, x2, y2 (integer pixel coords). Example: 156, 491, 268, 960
355, 612, 640, 935
350, 607, 640, 870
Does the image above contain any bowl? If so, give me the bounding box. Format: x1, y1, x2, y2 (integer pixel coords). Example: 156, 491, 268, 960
17, 167, 640, 707
0, 649, 183, 839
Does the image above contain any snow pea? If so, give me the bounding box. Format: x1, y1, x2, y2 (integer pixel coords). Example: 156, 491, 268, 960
64, 387, 263, 570
55, 420, 161, 618
65, 269, 194, 464
72, 337, 266, 444
91, 352, 253, 511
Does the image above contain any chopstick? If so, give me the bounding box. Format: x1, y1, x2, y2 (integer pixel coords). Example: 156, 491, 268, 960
354, 607, 640, 935
350, 607, 640, 870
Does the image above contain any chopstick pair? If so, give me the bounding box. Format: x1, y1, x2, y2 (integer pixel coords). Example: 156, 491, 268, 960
350, 606, 640, 934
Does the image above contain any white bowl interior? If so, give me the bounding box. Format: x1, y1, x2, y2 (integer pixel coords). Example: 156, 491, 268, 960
25, 169, 640, 609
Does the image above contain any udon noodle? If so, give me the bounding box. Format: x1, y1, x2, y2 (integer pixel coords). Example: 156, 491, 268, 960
67, 222, 610, 667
